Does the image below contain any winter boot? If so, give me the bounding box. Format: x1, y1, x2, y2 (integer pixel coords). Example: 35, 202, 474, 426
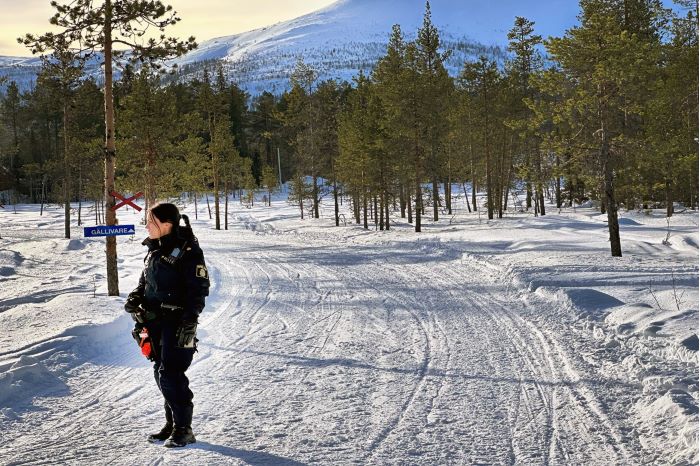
164, 426, 196, 448
147, 403, 173, 443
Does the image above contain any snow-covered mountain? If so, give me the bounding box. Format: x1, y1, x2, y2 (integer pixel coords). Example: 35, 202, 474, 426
167, 0, 580, 94
1, 0, 581, 94
0, 56, 42, 92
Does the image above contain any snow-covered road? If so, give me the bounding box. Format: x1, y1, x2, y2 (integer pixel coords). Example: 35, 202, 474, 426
197, 233, 635, 465
0, 199, 697, 465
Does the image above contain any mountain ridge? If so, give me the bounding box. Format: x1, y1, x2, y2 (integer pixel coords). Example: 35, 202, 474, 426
1, 0, 582, 94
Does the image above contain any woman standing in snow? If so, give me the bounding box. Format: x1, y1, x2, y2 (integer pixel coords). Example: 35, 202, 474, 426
125, 203, 210, 448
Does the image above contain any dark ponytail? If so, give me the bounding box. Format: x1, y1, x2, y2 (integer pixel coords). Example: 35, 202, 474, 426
179, 214, 196, 241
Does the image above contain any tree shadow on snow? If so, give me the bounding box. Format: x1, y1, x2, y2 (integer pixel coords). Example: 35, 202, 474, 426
234, 348, 641, 391
191, 441, 307, 465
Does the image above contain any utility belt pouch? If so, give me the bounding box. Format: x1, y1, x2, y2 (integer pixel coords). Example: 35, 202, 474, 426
131, 307, 158, 324
141, 308, 158, 321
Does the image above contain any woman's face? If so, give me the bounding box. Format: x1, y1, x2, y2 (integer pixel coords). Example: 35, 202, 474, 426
146, 213, 173, 240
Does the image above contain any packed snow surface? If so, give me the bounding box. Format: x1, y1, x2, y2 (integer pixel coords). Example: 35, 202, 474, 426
0, 193, 697, 465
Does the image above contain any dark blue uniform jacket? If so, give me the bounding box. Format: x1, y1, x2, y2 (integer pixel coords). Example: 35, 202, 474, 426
132, 231, 210, 322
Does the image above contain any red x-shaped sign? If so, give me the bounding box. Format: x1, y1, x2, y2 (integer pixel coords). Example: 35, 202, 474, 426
109, 191, 144, 212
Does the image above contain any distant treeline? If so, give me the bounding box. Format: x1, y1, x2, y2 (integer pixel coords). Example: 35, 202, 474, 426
0, 0, 697, 256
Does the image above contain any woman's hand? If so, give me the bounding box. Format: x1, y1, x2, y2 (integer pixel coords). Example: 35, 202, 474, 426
124, 293, 143, 314
175, 320, 197, 348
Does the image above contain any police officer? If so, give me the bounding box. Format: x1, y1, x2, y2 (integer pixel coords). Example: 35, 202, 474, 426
125, 203, 210, 448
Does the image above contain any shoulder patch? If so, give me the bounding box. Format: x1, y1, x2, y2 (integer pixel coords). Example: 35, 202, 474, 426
196, 264, 209, 279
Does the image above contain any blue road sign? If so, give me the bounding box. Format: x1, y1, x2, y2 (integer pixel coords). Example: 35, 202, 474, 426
84, 225, 136, 237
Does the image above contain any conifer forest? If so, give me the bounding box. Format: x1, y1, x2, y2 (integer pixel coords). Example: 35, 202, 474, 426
0, 0, 697, 259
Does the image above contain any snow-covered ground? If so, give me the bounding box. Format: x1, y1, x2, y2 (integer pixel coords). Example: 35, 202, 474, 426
0, 192, 697, 465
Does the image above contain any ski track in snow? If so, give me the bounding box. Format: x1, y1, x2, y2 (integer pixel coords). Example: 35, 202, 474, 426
0, 202, 696, 465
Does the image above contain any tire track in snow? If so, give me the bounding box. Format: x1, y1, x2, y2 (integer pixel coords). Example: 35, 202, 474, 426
368, 258, 514, 463
191, 239, 362, 458
202, 233, 640, 464
254, 246, 424, 460
509, 307, 633, 463
363, 301, 431, 460
328, 253, 474, 464
432, 250, 636, 464
0, 338, 154, 465
358, 244, 633, 464
454, 268, 633, 464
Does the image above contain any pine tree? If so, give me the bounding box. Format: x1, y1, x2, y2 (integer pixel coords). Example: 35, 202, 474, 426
20, 0, 196, 295
403, 43, 427, 231
195, 67, 229, 229
414, 1, 453, 223
374, 24, 411, 223
527, 68, 578, 209
22, 77, 62, 210
546, 0, 665, 256
459, 56, 501, 220
250, 92, 281, 172
281, 59, 321, 219
176, 115, 209, 220
293, 60, 322, 218
36, 37, 86, 238
314, 80, 345, 227
210, 114, 239, 225
506, 17, 545, 216
448, 84, 479, 214
644, 1, 698, 214
338, 73, 373, 229
0, 82, 22, 201
118, 67, 179, 211
261, 165, 278, 207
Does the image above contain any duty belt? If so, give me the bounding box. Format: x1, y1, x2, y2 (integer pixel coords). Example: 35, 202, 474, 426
132, 303, 183, 324
160, 303, 183, 312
